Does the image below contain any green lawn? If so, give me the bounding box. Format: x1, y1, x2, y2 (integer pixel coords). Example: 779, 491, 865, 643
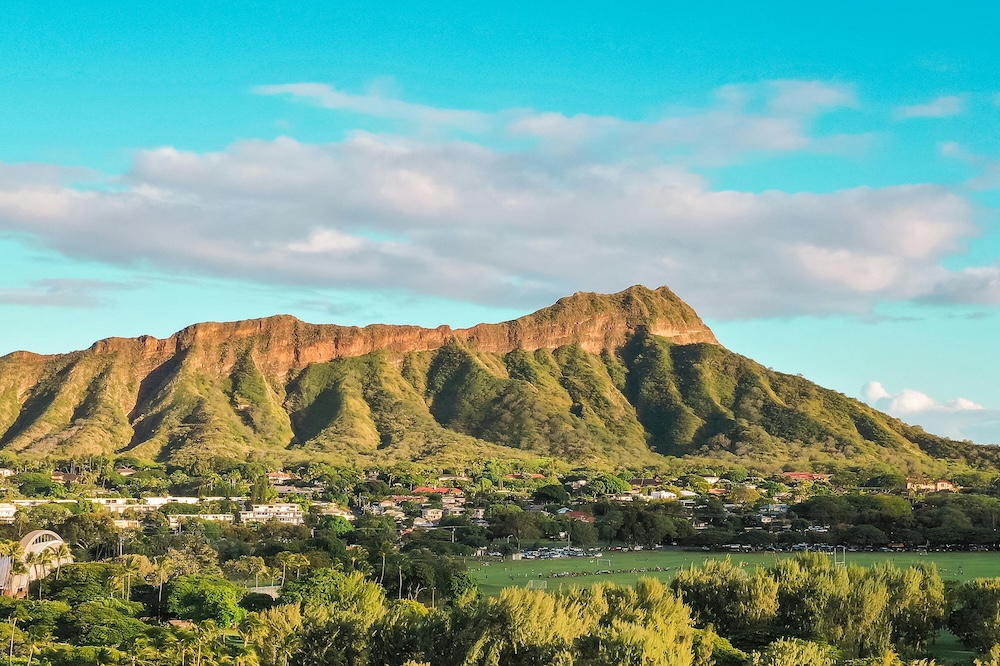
469, 550, 1000, 597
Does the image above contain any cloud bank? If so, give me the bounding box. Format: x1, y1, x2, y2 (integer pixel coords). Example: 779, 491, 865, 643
0, 80, 994, 318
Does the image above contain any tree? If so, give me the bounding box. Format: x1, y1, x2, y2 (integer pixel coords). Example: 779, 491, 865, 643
224, 555, 268, 589
589, 474, 631, 496
111, 553, 150, 600
280, 568, 385, 614
165, 542, 222, 577
534, 484, 570, 505
727, 486, 763, 507
569, 519, 599, 547
243, 604, 303, 666
32, 549, 55, 599
274, 552, 300, 586
489, 508, 541, 550
40, 562, 115, 604
60, 513, 119, 559
672, 558, 778, 639
0, 540, 24, 592
15, 474, 63, 498
167, 574, 248, 627
52, 543, 71, 579
58, 600, 148, 647
949, 578, 1000, 652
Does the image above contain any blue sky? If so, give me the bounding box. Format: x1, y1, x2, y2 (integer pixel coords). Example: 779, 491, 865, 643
1, 1, 999, 442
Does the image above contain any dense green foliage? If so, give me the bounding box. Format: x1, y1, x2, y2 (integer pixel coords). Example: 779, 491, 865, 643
3, 556, 990, 665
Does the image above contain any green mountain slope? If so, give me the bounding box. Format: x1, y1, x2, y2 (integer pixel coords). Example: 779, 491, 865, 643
0, 285, 994, 474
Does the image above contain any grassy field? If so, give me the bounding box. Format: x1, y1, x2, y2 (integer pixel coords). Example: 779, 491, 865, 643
469, 550, 1000, 597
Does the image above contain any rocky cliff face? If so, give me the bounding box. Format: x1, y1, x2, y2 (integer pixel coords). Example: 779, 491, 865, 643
0, 285, 987, 474
79, 285, 718, 379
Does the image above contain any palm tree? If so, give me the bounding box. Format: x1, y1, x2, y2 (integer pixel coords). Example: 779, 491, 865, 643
152, 557, 174, 619
52, 543, 71, 579
287, 553, 310, 580
377, 542, 395, 586
22, 552, 39, 597
120, 554, 150, 599
192, 620, 222, 666
247, 558, 267, 590
0, 540, 23, 594
33, 549, 54, 599
274, 552, 293, 587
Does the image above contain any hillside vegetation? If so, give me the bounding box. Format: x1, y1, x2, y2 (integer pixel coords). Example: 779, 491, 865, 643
0, 286, 994, 474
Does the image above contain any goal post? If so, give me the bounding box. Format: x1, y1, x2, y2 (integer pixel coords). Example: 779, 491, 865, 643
526, 579, 548, 590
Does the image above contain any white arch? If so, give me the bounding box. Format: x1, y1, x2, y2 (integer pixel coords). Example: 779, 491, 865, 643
0, 530, 73, 597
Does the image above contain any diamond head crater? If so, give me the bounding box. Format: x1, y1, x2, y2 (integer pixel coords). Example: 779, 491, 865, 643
0, 285, 992, 477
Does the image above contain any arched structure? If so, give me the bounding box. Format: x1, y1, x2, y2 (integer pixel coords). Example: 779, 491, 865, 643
0, 530, 73, 597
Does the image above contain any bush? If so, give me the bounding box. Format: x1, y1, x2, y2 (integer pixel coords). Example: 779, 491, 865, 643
751, 638, 838, 666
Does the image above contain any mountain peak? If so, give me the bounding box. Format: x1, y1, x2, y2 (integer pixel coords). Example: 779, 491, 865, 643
6, 285, 717, 376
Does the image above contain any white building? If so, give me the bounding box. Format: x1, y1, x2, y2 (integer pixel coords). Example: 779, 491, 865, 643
168, 514, 236, 529
88, 497, 137, 514
144, 496, 199, 507
239, 504, 304, 525
0, 530, 73, 597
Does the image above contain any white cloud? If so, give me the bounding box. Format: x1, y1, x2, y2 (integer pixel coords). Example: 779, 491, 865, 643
766, 80, 857, 114
862, 381, 999, 444
0, 132, 985, 318
939, 141, 1000, 192
255, 83, 490, 131
258, 80, 862, 165
897, 95, 964, 118
0, 80, 993, 318
0, 279, 130, 308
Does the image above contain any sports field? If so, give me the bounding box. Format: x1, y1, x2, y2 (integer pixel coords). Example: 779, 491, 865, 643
469, 550, 1000, 597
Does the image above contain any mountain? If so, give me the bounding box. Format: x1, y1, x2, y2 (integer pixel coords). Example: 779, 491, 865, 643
0, 285, 994, 474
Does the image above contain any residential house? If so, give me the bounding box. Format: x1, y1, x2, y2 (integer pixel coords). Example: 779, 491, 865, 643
50, 472, 81, 485
421, 508, 444, 523
906, 479, 958, 493
781, 472, 831, 483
